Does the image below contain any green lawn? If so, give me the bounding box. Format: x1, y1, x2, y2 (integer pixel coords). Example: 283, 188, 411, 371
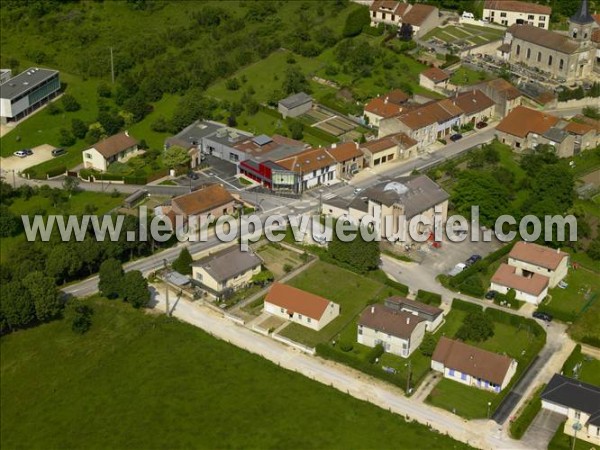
427, 378, 498, 420
548, 422, 592, 450
9, 190, 123, 217
450, 66, 491, 86
541, 268, 600, 322
0, 298, 472, 450
561, 347, 600, 386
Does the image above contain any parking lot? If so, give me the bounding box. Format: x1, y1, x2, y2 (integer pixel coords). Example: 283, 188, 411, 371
0, 144, 57, 173
172, 155, 248, 190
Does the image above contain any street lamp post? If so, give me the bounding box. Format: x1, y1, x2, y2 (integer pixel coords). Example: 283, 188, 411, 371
405, 360, 412, 394
571, 422, 582, 450
487, 401, 492, 419
163, 258, 170, 316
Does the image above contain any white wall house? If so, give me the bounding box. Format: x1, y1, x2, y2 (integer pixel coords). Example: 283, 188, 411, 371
484, 0, 551, 29
508, 241, 569, 288
82, 132, 139, 172
264, 283, 340, 331
276, 147, 339, 193
541, 374, 600, 446
432, 337, 518, 392
490, 263, 549, 305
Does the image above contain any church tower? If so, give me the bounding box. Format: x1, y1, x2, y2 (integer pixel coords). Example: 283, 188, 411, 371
568, 0, 595, 42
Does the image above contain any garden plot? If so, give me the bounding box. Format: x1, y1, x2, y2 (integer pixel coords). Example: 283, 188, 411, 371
424, 24, 504, 47
301, 106, 359, 137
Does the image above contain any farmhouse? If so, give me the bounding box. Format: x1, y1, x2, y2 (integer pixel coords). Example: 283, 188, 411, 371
384, 296, 444, 332
278, 92, 313, 118
369, 1, 440, 38
483, 0, 551, 29
360, 132, 418, 168
264, 283, 340, 331
0, 67, 60, 124
419, 67, 450, 92
379, 99, 463, 149
167, 184, 236, 230
358, 304, 427, 358
431, 337, 518, 392
541, 374, 600, 446
82, 132, 139, 172
192, 245, 262, 298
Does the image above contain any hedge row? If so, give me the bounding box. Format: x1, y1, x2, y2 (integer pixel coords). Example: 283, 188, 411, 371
383, 277, 410, 296
509, 384, 545, 439
484, 308, 546, 339
316, 344, 407, 391
416, 290, 442, 306
46, 165, 67, 178
451, 298, 483, 313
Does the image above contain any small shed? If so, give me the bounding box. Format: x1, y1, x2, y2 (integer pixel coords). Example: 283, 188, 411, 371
278, 92, 313, 118
123, 189, 148, 209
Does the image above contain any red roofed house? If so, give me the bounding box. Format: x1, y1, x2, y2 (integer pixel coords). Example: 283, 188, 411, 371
432, 337, 518, 393
364, 89, 409, 127
496, 106, 576, 156
264, 283, 340, 331
489, 241, 569, 304
325, 142, 364, 179
419, 67, 450, 91
360, 132, 418, 168
369, 0, 440, 38
83, 131, 139, 171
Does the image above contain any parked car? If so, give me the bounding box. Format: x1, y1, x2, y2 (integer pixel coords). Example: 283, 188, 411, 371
51, 148, 66, 157
532, 311, 553, 322
447, 263, 466, 277
353, 187, 363, 195
187, 171, 199, 180
450, 133, 463, 142
484, 290, 498, 300
23, 148, 33, 156
14, 150, 28, 158
476, 122, 488, 129
465, 254, 482, 266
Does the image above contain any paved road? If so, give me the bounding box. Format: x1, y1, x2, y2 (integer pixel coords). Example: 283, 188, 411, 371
151, 287, 530, 450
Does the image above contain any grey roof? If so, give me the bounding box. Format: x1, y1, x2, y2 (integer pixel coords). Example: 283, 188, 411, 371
165, 120, 224, 149
193, 246, 262, 283
279, 92, 312, 109
570, 0, 594, 24
322, 196, 352, 210
253, 135, 273, 146
349, 196, 369, 213
165, 271, 191, 286
385, 296, 443, 319
509, 25, 580, 54
360, 175, 449, 218
0, 67, 59, 100
206, 128, 253, 147
542, 374, 600, 421
543, 127, 569, 143
251, 144, 305, 163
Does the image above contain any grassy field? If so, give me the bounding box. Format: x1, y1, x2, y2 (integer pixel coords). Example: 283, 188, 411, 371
428, 378, 498, 420
561, 347, 600, 386
423, 24, 504, 45
541, 268, 600, 322
449, 66, 491, 86
256, 243, 306, 280
0, 298, 472, 450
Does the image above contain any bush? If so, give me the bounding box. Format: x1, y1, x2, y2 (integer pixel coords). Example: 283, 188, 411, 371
509, 384, 544, 439
415, 290, 442, 306
342, 7, 370, 37
456, 311, 495, 342
340, 343, 354, 352
71, 305, 93, 335
283, 263, 293, 273
458, 274, 486, 297
367, 343, 385, 363
45, 165, 67, 178
61, 94, 81, 112
451, 298, 483, 313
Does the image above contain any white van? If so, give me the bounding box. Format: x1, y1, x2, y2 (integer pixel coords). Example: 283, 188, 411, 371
462, 12, 475, 20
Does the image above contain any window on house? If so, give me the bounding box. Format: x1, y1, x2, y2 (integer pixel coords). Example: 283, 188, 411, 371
538, 23, 544, 27
448, 369, 455, 376
575, 411, 581, 420
307, 317, 311, 323
537, 52, 542, 62
539, 16, 545, 21
516, 142, 521, 148
358, 327, 363, 335
559, 59, 564, 70
382, 13, 386, 19
548, 55, 553, 66
461, 373, 467, 380
391, 14, 395, 21
528, 15, 534, 20
280, 307, 284, 313
500, 12, 506, 17
491, 11, 495, 17
298, 314, 302, 320
526, 48, 531, 59
516, 45, 521, 56
85, 153, 92, 159
372, 11, 376, 17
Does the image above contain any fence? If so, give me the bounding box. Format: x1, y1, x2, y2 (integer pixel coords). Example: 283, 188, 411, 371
272, 333, 316, 355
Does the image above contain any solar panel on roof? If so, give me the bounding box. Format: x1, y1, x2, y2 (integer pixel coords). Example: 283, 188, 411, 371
252, 135, 273, 146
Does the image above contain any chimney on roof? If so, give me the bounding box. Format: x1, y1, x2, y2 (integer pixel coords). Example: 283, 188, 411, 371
371, 306, 375, 314
406, 317, 410, 325
332, 143, 337, 149
384, 97, 388, 104
557, 248, 560, 253
125, 130, 130, 137
355, 142, 359, 149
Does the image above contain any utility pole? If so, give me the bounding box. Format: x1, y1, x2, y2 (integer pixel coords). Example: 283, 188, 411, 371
406, 359, 412, 394
11, 169, 16, 188
110, 47, 115, 84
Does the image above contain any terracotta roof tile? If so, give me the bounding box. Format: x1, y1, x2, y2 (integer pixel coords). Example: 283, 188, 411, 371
491, 263, 549, 296
265, 283, 333, 321
485, 0, 551, 15
496, 106, 559, 138
402, 3, 437, 27
421, 67, 449, 83
485, 78, 522, 100
172, 184, 235, 217
364, 97, 404, 118
564, 121, 595, 135
453, 90, 495, 115
325, 142, 363, 162
509, 241, 569, 270
276, 147, 336, 173
432, 337, 514, 385
89, 132, 138, 159
396, 98, 462, 130
361, 132, 417, 154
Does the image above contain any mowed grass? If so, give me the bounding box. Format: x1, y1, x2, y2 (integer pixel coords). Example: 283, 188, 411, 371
449, 66, 490, 86
542, 268, 600, 322
0, 298, 472, 450
428, 378, 498, 420
9, 190, 123, 217
279, 261, 387, 347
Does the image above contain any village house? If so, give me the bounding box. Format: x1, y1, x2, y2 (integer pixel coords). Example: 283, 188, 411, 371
496, 106, 577, 157
264, 283, 340, 331
363, 89, 410, 127
82, 131, 139, 172
451, 90, 495, 126
192, 245, 262, 298
541, 374, 600, 446
322, 175, 449, 243
419, 67, 450, 92
563, 121, 599, 153
467, 78, 522, 118
360, 132, 418, 168
384, 296, 444, 332
369, 0, 440, 38
431, 337, 518, 393
325, 142, 364, 179
358, 303, 427, 358
276, 146, 339, 192
489, 241, 569, 304
379, 98, 463, 148
278, 92, 313, 119
162, 184, 236, 231
484, 0, 551, 29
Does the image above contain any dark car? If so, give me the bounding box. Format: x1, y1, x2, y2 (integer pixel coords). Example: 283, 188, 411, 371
51, 148, 66, 157
476, 122, 488, 129
465, 254, 482, 266
484, 290, 498, 300
532, 311, 553, 322
450, 133, 463, 142
23, 148, 33, 156
188, 171, 199, 180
